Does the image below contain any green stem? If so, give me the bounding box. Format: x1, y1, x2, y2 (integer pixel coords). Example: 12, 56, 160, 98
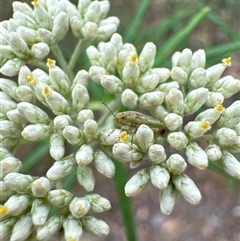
30, 60, 49, 72
68, 39, 84, 72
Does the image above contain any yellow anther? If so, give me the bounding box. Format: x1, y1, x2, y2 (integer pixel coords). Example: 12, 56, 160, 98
0, 205, 7, 216
68, 238, 76, 241
222, 57, 231, 67
201, 121, 211, 131
47, 58, 56, 68
27, 75, 38, 86
119, 132, 129, 143
76, 204, 83, 212
31, 0, 39, 8
130, 54, 138, 65
43, 86, 52, 97
215, 104, 225, 114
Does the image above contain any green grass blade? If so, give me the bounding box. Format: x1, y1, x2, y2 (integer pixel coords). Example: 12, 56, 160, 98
123, 0, 152, 42
114, 160, 137, 241
155, 7, 210, 66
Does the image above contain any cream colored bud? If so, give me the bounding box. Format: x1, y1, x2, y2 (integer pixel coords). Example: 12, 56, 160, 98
85, 193, 111, 213
178, 48, 192, 73
0, 78, 19, 100
63, 215, 83, 241
31, 198, 50, 226
86, 46, 101, 66
31, 43, 50, 60
205, 144, 222, 161
0, 100, 17, 116
110, 33, 123, 52
82, 21, 98, 40
139, 91, 164, 109
135, 124, 154, 152
97, 20, 119, 41
167, 132, 188, 150
150, 105, 169, 122
31, 177, 51, 197
77, 165, 95, 192
101, 42, 117, 73
164, 113, 183, 131
7, 109, 28, 125
69, 197, 91, 218
215, 128, 237, 147
0, 156, 22, 179
48, 189, 74, 207
136, 74, 159, 93
37, 28, 54, 45
76, 144, 94, 166
101, 75, 122, 94
83, 119, 98, 137
148, 144, 166, 164
121, 89, 138, 109
165, 88, 184, 115
189, 67, 206, 89
150, 165, 170, 190
157, 81, 179, 95
125, 168, 150, 197
0, 120, 22, 138
53, 115, 72, 130
72, 84, 89, 112
52, 11, 69, 42
171, 67, 188, 85
16, 85, 35, 102
63, 125, 84, 146
186, 142, 208, 169
191, 49, 206, 69
73, 70, 90, 87
205, 92, 224, 107
89, 66, 107, 84
10, 32, 29, 59
17, 26, 39, 45
184, 120, 211, 138
166, 154, 187, 175
99, 129, 121, 146
49, 132, 65, 161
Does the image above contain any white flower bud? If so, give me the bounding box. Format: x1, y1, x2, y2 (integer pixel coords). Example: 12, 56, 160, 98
0, 217, 17, 240
4, 173, 34, 193
0, 136, 19, 152
135, 124, 154, 152
148, 144, 166, 164
17, 102, 50, 124
69, 15, 84, 38
218, 151, 240, 179
218, 100, 240, 128
150, 165, 170, 190
205, 144, 222, 161
48, 189, 74, 208
94, 151, 115, 178
0, 156, 22, 179
205, 92, 224, 107
43, 86, 70, 115
22, 123, 52, 141
138, 42, 156, 72
69, 197, 91, 218
165, 88, 184, 115
184, 120, 211, 138
139, 91, 164, 109
97, 20, 119, 41
49, 132, 65, 160
31, 177, 51, 197
157, 81, 179, 95
53, 115, 72, 130
110, 33, 123, 52
100, 74, 122, 94
76, 144, 94, 166
164, 113, 183, 131
83, 119, 98, 137
82, 215, 110, 237
63, 125, 84, 146
99, 129, 121, 146
171, 67, 188, 85
77, 165, 95, 192
31, 42, 50, 60
0, 181, 15, 201
150, 105, 169, 122
112, 143, 143, 163
228, 136, 240, 153
167, 132, 188, 150
177, 48, 192, 74
77, 109, 94, 124
3, 194, 31, 216
86, 46, 101, 66
0, 147, 13, 160
89, 66, 107, 84
186, 142, 208, 169
47, 155, 76, 180
0, 78, 19, 100
17, 26, 39, 45
148, 68, 170, 83
136, 74, 159, 93
215, 127, 237, 147
212, 75, 240, 99
72, 84, 89, 112
125, 168, 150, 197
85, 194, 111, 213
63, 215, 83, 241
191, 49, 206, 69
10, 213, 33, 241
85, 1, 102, 22
16, 85, 35, 102
172, 174, 202, 205
52, 11, 69, 42
189, 67, 206, 90
159, 183, 178, 215
37, 28, 54, 45
171, 51, 182, 67
31, 199, 50, 226
37, 215, 64, 241
7, 109, 27, 125
101, 42, 117, 73
82, 21, 98, 40
0, 100, 17, 116
166, 154, 187, 175
73, 70, 90, 87
0, 45, 14, 59
121, 89, 138, 109
184, 87, 208, 115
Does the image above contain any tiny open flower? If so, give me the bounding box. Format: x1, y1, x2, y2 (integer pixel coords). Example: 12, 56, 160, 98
166, 154, 187, 175
37, 214, 64, 241
85, 193, 111, 213
171, 67, 187, 85
159, 183, 178, 215
77, 165, 95, 192
135, 124, 154, 152
148, 144, 166, 164
218, 151, 240, 179
172, 174, 202, 205
69, 197, 91, 218
100, 75, 122, 94
186, 142, 208, 169
139, 91, 164, 109
31, 198, 50, 226
82, 215, 110, 237
63, 215, 83, 241
47, 155, 76, 180
150, 165, 170, 190
167, 132, 188, 150
188, 67, 206, 89
77, 109, 94, 124
215, 127, 237, 147
121, 89, 138, 109
53, 115, 72, 129
76, 144, 94, 166
184, 87, 209, 115
49, 132, 65, 160
48, 189, 74, 208
1, 194, 31, 216
184, 120, 211, 139
164, 113, 183, 131
94, 151, 115, 178
112, 143, 143, 163
165, 88, 184, 115
31, 177, 51, 197
205, 144, 222, 161
125, 168, 150, 197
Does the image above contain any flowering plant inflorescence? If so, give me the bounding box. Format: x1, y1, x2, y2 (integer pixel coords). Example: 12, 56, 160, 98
0, 0, 240, 240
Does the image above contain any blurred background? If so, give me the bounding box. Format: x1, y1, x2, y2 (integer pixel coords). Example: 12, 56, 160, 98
0, 0, 240, 241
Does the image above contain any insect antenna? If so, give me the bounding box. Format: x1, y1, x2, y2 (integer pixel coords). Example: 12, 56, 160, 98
101, 102, 116, 117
